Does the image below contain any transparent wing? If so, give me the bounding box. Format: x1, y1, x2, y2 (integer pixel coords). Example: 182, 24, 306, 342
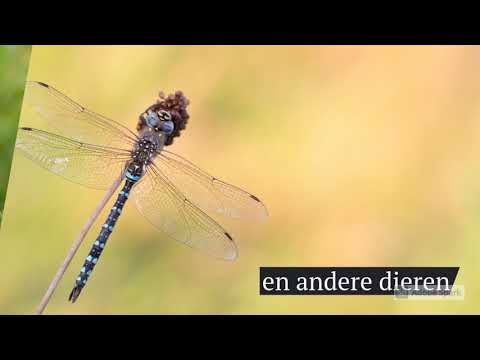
155, 150, 268, 221
22, 81, 138, 150
16, 127, 131, 190
132, 163, 238, 260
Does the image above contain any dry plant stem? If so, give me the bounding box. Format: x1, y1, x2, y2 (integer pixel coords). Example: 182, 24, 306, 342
35, 175, 123, 315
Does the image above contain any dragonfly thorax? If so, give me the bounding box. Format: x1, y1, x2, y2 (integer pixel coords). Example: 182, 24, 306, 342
126, 136, 160, 182
132, 138, 158, 164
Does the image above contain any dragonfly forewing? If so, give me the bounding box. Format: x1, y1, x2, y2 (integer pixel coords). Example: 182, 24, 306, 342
156, 150, 268, 221
23, 81, 138, 150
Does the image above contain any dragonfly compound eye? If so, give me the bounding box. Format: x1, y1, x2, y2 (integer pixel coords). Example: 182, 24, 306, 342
145, 110, 160, 128
161, 120, 175, 135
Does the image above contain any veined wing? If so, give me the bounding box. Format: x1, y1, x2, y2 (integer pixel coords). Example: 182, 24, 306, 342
16, 127, 131, 190
132, 163, 238, 261
23, 81, 138, 150
154, 150, 268, 221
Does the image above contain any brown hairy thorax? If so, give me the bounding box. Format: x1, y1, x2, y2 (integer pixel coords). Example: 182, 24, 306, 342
137, 90, 190, 146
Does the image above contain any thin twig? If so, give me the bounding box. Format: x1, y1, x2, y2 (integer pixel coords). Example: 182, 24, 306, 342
35, 175, 123, 315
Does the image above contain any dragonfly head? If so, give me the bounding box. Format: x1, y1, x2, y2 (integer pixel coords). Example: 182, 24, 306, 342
137, 90, 190, 146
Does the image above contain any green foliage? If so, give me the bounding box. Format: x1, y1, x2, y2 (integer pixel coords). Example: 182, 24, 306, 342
0, 46, 31, 217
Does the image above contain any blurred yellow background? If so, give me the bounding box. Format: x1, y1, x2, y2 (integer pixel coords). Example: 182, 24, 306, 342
2, 45, 480, 314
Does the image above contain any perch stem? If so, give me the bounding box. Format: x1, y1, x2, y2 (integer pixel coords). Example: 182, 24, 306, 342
35, 175, 123, 315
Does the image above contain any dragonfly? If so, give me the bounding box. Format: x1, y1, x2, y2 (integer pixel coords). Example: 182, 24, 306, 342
16, 81, 267, 302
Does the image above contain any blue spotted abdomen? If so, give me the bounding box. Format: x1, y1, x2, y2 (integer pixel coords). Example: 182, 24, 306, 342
68, 179, 135, 302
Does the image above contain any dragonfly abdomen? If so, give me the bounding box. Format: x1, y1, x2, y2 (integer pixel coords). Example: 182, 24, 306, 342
68, 179, 135, 303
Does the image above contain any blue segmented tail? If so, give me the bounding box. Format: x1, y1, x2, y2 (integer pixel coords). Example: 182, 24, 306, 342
68, 178, 137, 303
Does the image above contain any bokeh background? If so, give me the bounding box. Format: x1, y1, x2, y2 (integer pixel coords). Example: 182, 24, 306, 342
2, 45, 480, 314
0, 45, 31, 224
